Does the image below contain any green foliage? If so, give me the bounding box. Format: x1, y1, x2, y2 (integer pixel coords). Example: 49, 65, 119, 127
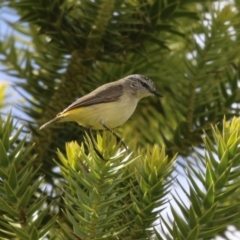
0, 113, 56, 239
161, 117, 240, 239
1, 0, 240, 239
1, 0, 227, 165
57, 132, 175, 239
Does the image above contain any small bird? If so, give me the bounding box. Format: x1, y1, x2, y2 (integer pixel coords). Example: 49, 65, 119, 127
40, 74, 162, 131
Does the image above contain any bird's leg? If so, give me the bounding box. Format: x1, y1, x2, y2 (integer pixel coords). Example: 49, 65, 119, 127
86, 128, 104, 159
101, 123, 128, 150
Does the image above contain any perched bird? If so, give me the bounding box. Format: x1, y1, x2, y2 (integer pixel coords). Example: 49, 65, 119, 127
40, 74, 162, 131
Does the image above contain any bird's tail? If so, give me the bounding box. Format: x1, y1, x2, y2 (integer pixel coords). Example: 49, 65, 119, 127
39, 117, 61, 130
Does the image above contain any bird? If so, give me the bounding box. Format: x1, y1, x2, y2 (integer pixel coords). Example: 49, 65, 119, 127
40, 74, 162, 154
39, 74, 162, 132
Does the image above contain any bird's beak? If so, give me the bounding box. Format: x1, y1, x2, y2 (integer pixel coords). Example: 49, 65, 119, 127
151, 90, 162, 97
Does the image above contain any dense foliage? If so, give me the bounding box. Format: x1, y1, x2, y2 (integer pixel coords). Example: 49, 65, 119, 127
1, 0, 240, 239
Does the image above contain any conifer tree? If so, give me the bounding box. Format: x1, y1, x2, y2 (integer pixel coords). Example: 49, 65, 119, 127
1, 0, 240, 239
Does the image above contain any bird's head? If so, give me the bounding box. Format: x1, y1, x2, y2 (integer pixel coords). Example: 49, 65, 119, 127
124, 74, 162, 99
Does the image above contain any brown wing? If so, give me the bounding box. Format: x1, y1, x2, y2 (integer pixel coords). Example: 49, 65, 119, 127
61, 84, 123, 114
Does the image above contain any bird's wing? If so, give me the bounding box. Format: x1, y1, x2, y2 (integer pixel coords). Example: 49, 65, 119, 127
61, 84, 123, 114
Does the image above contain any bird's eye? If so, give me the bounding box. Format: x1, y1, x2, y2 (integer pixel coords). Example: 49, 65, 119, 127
131, 83, 138, 88
141, 82, 149, 89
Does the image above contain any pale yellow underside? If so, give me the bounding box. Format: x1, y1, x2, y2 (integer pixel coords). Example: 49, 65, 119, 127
59, 97, 138, 130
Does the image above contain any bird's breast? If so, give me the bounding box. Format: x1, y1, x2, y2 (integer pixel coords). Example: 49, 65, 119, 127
64, 96, 138, 130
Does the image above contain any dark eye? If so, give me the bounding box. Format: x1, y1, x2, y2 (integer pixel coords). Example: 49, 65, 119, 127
131, 83, 138, 88
141, 82, 149, 89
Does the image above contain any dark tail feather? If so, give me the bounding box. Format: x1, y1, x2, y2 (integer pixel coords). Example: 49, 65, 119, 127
39, 117, 60, 130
